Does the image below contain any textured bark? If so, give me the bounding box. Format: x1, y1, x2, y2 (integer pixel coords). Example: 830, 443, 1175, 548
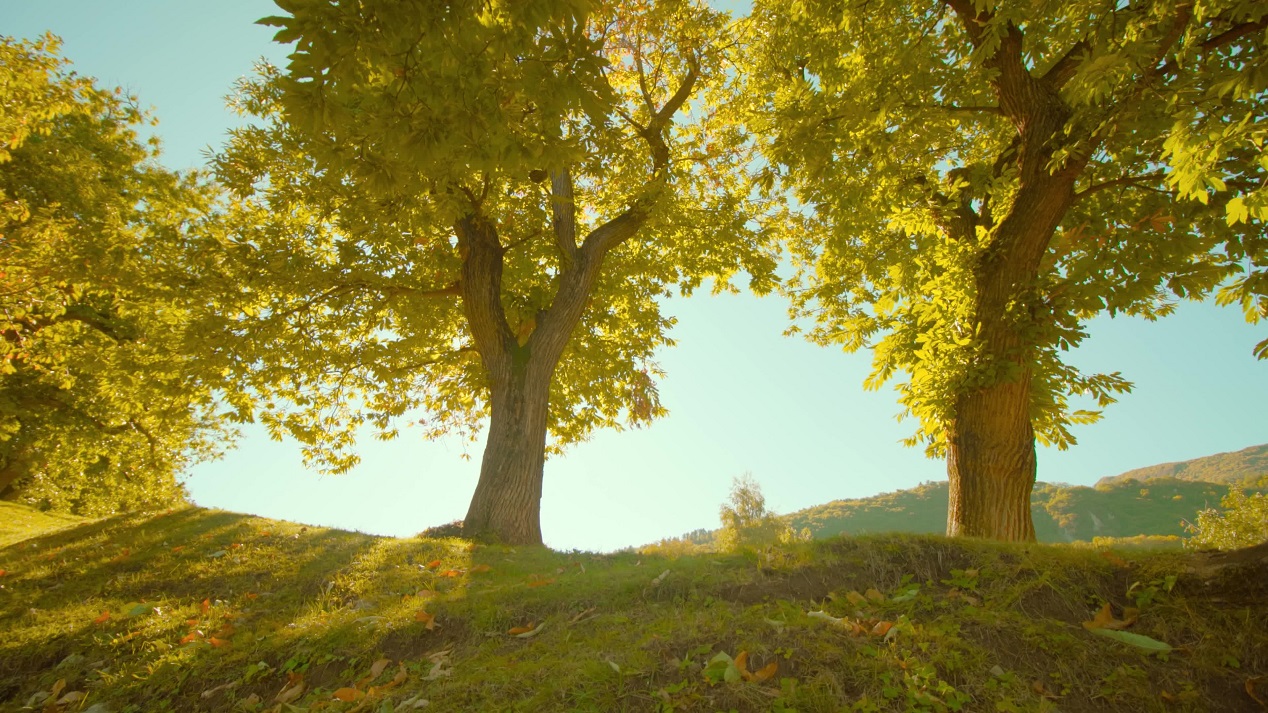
462, 361, 552, 545
946, 380, 1038, 540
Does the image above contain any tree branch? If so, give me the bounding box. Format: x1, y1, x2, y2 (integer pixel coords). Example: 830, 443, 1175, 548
1041, 39, 1090, 89
549, 168, 578, 269
1073, 172, 1169, 201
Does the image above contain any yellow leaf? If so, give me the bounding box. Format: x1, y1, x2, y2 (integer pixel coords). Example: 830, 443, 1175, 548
844, 590, 866, 605
333, 687, 363, 702
1082, 602, 1136, 631
414, 610, 436, 630
750, 661, 779, 683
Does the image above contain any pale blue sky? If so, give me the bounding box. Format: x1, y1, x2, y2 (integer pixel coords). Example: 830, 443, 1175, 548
4, 1, 1265, 551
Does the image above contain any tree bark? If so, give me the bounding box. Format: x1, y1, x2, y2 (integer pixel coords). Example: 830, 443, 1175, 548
946, 379, 1038, 540
462, 358, 553, 545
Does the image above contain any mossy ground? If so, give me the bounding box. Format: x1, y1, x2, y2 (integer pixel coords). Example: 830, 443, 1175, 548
1, 505, 1264, 712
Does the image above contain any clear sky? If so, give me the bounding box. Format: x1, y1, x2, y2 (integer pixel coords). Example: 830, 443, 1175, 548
4, 1, 1265, 552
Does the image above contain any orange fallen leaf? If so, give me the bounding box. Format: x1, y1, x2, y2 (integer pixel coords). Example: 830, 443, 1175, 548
171, 546, 184, 552
333, 687, 363, 702
230, 543, 243, 550
0, 569, 6, 577
872, 620, 894, 637
209, 636, 230, 648
414, 610, 436, 630
109, 548, 131, 563
392, 662, 408, 685
470, 564, 493, 573
1100, 551, 1129, 568
179, 632, 201, 644
439, 569, 462, 578
1246, 675, 1265, 707
259, 531, 271, 537
508, 623, 536, 635
734, 651, 750, 676
217, 623, 236, 637
1083, 602, 1137, 631
93, 611, 111, 625
245, 592, 258, 600
185, 619, 199, 628
750, 661, 779, 683
200, 598, 211, 614
526, 577, 556, 588
426, 559, 441, 569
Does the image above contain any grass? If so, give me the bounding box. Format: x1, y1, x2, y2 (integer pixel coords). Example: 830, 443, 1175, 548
0, 501, 84, 549
1, 505, 1265, 712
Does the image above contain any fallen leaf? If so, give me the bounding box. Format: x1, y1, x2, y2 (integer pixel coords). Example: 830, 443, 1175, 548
56, 690, 86, 705
415, 589, 437, 599
526, 576, 555, 588
1088, 628, 1173, 652
179, 632, 201, 645
650, 569, 671, 587
170, 546, 184, 553
333, 687, 363, 702
844, 590, 866, 605
508, 623, 536, 635
109, 548, 130, 563
439, 569, 462, 578
369, 658, 391, 678
393, 662, 408, 685
91, 610, 111, 624
201, 680, 240, 699
275, 674, 305, 704
470, 564, 492, 573
200, 598, 211, 614
1082, 602, 1138, 631
243, 693, 262, 707
750, 661, 778, 683
185, 619, 199, 628
425, 559, 442, 569
260, 531, 271, 537
808, 610, 847, 626
871, 620, 894, 637
0, 569, 6, 576
865, 588, 885, 602
414, 610, 436, 630
1100, 551, 1129, 568
513, 621, 547, 638
734, 651, 750, 675
1246, 676, 1266, 708
245, 592, 258, 600
209, 636, 230, 648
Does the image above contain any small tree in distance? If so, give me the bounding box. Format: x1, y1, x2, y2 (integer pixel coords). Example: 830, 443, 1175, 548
717, 474, 786, 552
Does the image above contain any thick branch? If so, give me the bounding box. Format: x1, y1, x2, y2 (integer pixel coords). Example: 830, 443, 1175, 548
455, 214, 516, 371
1042, 40, 1090, 89
549, 168, 578, 268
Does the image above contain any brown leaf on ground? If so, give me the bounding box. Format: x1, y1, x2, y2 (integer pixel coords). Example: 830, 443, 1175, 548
1247, 676, 1266, 708
1082, 602, 1137, 631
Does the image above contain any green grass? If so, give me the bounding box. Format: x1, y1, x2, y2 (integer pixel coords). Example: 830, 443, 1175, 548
1, 507, 1265, 712
0, 501, 85, 549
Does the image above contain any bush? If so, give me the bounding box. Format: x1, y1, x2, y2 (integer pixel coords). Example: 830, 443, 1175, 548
1184, 487, 1268, 551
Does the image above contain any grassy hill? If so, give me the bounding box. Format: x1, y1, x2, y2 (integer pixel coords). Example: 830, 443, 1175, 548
786, 477, 1242, 544
1094, 443, 1268, 487
2, 507, 1267, 712
0, 501, 84, 549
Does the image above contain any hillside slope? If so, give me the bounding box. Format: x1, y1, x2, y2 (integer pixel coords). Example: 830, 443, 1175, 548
1, 507, 1266, 711
785, 477, 1241, 543
0, 501, 84, 549
1095, 443, 1268, 487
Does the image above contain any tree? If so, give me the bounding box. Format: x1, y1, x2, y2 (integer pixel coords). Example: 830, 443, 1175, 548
1185, 486, 1268, 550
716, 474, 783, 552
208, 0, 776, 544
744, 0, 1266, 540
0, 35, 230, 514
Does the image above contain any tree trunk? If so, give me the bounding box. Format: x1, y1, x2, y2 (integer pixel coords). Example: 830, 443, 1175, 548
462, 359, 553, 545
946, 377, 1038, 540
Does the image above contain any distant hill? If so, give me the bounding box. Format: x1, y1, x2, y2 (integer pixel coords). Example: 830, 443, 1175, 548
1094, 443, 1268, 487
784, 477, 1241, 543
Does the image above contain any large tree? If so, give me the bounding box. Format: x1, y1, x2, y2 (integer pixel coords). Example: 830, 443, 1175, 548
208, 0, 775, 544
745, 0, 1266, 539
0, 35, 230, 514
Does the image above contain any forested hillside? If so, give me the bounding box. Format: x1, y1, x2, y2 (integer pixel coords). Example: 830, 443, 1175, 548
783, 478, 1246, 543
1095, 443, 1268, 487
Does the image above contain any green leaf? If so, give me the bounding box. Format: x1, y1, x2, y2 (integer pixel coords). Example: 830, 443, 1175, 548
1089, 628, 1173, 653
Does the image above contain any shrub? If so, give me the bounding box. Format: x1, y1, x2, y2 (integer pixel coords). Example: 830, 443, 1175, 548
1184, 487, 1268, 551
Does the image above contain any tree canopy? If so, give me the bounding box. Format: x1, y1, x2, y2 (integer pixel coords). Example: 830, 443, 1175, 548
745, 0, 1266, 539
0, 35, 231, 514
208, 0, 776, 542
